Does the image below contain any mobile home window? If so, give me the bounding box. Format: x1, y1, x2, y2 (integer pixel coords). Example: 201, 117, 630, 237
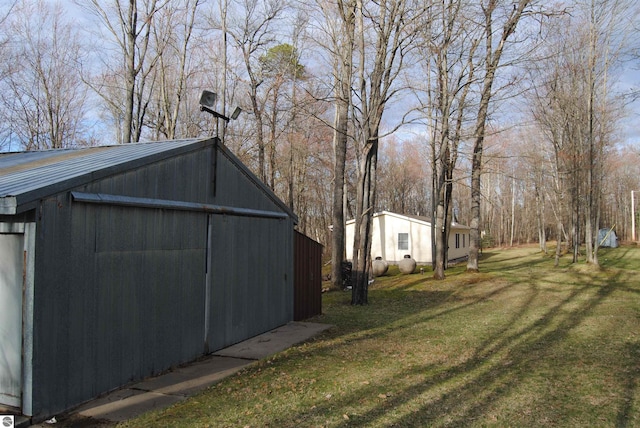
398, 233, 409, 250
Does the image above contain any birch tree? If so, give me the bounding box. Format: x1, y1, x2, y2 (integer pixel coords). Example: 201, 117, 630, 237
416, 0, 479, 279
467, 0, 532, 272
349, 0, 419, 304
313, 0, 356, 290
529, 0, 630, 265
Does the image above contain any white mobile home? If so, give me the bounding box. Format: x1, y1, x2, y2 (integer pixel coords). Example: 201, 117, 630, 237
345, 211, 470, 264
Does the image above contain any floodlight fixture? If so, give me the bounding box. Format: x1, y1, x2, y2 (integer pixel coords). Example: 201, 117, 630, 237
199, 90, 217, 109
200, 90, 242, 196
230, 106, 242, 121
199, 90, 242, 124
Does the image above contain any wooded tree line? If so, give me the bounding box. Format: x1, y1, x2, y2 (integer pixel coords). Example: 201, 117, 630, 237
1, 0, 639, 303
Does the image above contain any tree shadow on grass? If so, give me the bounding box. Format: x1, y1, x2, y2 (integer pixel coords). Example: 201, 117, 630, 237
600, 246, 640, 271
480, 250, 554, 274
313, 278, 515, 347
270, 265, 640, 427
617, 340, 640, 427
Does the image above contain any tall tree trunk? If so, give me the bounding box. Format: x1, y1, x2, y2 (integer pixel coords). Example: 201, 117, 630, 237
433, 196, 447, 278
249, 82, 266, 182
350, 0, 374, 301
510, 176, 516, 247
268, 87, 279, 190
330, 0, 355, 291
467, 133, 484, 272
331, 96, 350, 290
536, 182, 547, 253
124, 0, 137, 143
467, 0, 530, 272
555, 220, 562, 266
220, 0, 228, 142
433, 135, 450, 279
352, 138, 378, 305
339, 0, 411, 303
572, 178, 579, 263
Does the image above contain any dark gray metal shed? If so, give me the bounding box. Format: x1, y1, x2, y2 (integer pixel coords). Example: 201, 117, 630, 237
0, 138, 297, 420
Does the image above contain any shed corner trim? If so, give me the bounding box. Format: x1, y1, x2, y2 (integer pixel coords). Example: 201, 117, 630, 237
0, 196, 17, 215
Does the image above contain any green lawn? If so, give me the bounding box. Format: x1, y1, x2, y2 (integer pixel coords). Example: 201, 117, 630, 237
123, 245, 640, 427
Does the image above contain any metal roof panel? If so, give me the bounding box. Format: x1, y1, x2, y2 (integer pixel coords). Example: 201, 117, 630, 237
0, 139, 209, 212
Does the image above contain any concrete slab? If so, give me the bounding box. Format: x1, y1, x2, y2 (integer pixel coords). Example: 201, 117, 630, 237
68, 356, 252, 423
28, 321, 332, 426
213, 321, 333, 360
131, 356, 250, 396
76, 390, 184, 422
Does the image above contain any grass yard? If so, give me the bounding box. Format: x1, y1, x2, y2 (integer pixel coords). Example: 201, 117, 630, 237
123, 245, 640, 427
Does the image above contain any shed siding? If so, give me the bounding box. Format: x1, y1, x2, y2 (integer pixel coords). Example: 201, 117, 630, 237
293, 231, 323, 321
81, 147, 211, 203
32, 196, 207, 414
208, 214, 293, 351
22, 140, 295, 418
214, 148, 284, 213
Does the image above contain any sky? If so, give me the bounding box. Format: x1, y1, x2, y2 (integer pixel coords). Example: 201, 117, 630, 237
3, 0, 640, 153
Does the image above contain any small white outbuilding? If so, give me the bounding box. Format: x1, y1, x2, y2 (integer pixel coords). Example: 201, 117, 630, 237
598, 228, 619, 248
345, 211, 470, 264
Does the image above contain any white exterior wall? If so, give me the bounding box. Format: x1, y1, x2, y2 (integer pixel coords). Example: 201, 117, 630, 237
448, 226, 471, 261
345, 211, 469, 265
377, 213, 432, 263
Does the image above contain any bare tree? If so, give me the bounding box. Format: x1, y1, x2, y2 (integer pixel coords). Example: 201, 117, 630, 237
80, 0, 168, 143
415, 0, 480, 279
376, 137, 430, 216
286, 14, 313, 212
333, 0, 355, 291
529, 0, 631, 265
349, 0, 420, 304
467, 0, 532, 272
224, 0, 286, 184
0, 1, 16, 76
0, 0, 91, 150
286, 102, 335, 243
146, 0, 203, 140
582, 0, 630, 265
312, 0, 357, 290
